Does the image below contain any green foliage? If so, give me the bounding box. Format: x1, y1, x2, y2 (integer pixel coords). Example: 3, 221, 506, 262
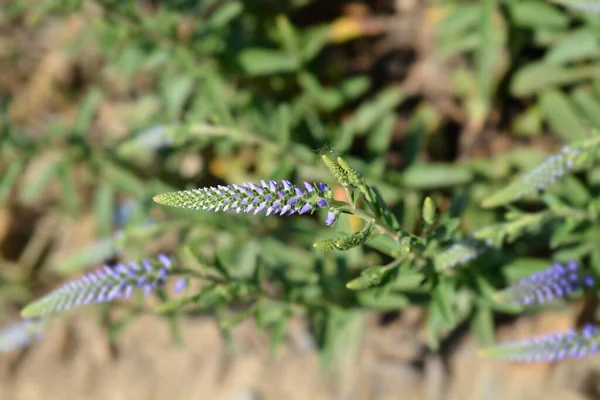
4, 0, 600, 367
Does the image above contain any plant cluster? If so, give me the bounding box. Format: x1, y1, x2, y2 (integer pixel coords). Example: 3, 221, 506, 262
3, 0, 600, 370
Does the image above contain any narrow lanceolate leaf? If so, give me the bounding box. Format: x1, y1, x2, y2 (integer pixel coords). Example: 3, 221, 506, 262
480, 325, 600, 362
0, 319, 45, 352
494, 261, 594, 307
482, 137, 600, 207
22, 254, 181, 318
153, 179, 338, 226
434, 239, 484, 272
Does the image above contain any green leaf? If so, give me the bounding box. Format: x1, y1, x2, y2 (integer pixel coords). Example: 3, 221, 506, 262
0, 159, 23, 204
571, 88, 600, 129
56, 236, 121, 274
339, 75, 371, 100
437, 4, 481, 36
346, 87, 404, 134
401, 164, 473, 189
300, 25, 330, 61
432, 279, 455, 325
275, 15, 299, 56
238, 48, 300, 76
93, 184, 115, 236
208, 1, 243, 27
470, 303, 495, 346
94, 157, 146, 195
58, 161, 80, 216
511, 63, 600, 96
274, 103, 291, 149
367, 114, 395, 155
434, 240, 482, 271
269, 311, 289, 357
550, 218, 581, 248
162, 75, 194, 120
545, 29, 599, 64
475, 0, 497, 112
540, 89, 588, 140
154, 292, 207, 314
509, 1, 570, 29
73, 87, 103, 136
355, 289, 409, 310
20, 157, 61, 204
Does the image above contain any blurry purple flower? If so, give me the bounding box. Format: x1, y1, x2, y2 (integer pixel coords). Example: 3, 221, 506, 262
495, 261, 595, 306
480, 324, 600, 363
22, 254, 177, 318
173, 278, 187, 294
0, 319, 45, 353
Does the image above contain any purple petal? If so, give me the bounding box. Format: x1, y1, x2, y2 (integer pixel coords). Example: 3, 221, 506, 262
174, 278, 187, 293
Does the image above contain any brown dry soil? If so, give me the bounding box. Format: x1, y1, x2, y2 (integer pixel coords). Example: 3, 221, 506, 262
1, 311, 600, 400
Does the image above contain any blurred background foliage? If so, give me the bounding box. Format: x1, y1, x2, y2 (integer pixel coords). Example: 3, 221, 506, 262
2, 0, 600, 373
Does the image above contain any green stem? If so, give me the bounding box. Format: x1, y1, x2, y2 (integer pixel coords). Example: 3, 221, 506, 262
344, 206, 401, 242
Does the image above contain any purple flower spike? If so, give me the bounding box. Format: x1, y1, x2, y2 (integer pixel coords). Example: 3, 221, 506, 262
480, 324, 600, 363
21, 255, 181, 318
495, 261, 595, 307
154, 179, 335, 225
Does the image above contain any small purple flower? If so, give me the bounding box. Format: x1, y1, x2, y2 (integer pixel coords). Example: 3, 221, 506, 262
173, 278, 187, 294
153, 179, 338, 226
481, 324, 600, 363
21, 254, 177, 318
495, 261, 595, 306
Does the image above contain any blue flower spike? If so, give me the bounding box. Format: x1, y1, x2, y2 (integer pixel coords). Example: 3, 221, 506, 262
21, 254, 179, 318
153, 180, 338, 226
494, 261, 595, 307
480, 324, 600, 363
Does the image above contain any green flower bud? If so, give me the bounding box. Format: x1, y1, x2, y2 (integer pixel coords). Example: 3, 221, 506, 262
422, 197, 436, 226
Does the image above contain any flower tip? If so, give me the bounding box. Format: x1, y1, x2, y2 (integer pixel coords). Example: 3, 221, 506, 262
477, 348, 494, 358
152, 194, 166, 204
20, 304, 41, 319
